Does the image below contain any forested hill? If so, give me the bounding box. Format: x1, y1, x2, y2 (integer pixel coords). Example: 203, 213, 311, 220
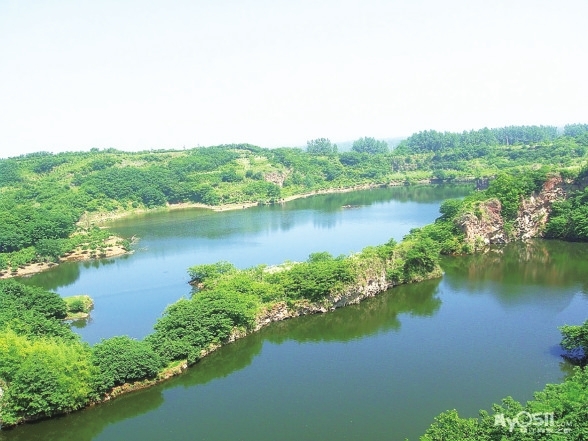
1, 124, 588, 274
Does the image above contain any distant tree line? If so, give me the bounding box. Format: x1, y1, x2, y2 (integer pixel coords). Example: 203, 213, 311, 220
396, 124, 588, 154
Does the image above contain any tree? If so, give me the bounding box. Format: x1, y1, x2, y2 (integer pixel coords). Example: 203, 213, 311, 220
91, 336, 163, 392
402, 237, 441, 280
351, 137, 388, 154
146, 290, 258, 363
306, 138, 337, 155
188, 261, 237, 284
438, 199, 463, 221
0, 334, 94, 424
0, 160, 21, 187
36, 238, 66, 262
560, 320, 588, 365
279, 259, 354, 301
0, 280, 67, 322
420, 409, 482, 441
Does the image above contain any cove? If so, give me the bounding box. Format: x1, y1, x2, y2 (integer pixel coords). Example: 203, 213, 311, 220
3, 240, 588, 441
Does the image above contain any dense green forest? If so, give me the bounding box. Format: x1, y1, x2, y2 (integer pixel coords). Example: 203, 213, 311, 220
2, 124, 588, 274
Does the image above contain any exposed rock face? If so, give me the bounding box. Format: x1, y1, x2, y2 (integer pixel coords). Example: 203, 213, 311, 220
263, 171, 287, 187
254, 273, 393, 331
514, 176, 567, 240
457, 198, 507, 246
458, 176, 568, 246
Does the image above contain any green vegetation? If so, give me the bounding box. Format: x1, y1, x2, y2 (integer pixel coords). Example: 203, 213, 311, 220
0, 330, 94, 425
146, 290, 259, 364
395, 124, 587, 182
420, 367, 588, 440
91, 336, 163, 393
352, 137, 389, 154
560, 320, 588, 366
0, 280, 162, 425
268, 255, 354, 302
187, 261, 238, 284
2, 124, 587, 276
3, 122, 588, 431
0, 125, 577, 274
0, 281, 92, 425
0, 221, 444, 427
306, 138, 338, 155
149, 233, 441, 367
544, 168, 588, 241
63, 295, 94, 319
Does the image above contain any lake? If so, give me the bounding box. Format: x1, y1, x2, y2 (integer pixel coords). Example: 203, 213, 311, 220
5, 184, 588, 441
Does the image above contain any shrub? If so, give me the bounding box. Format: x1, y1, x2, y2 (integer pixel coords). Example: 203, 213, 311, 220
91, 336, 163, 393
280, 259, 354, 301
188, 261, 237, 284
147, 290, 258, 364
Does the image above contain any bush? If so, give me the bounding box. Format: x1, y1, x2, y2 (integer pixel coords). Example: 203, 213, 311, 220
68, 299, 86, 313
560, 320, 588, 365
401, 237, 441, 280
147, 290, 258, 364
91, 336, 163, 393
188, 261, 237, 284
279, 259, 354, 301
0, 332, 93, 424
0, 280, 67, 322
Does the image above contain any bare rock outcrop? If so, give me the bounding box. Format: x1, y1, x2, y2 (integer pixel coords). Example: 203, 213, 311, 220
458, 176, 569, 246
457, 198, 507, 246
514, 176, 567, 240
254, 272, 393, 331
263, 171, 287, 187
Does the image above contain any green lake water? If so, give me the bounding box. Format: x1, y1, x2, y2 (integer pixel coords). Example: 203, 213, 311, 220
5, 185, 588, 441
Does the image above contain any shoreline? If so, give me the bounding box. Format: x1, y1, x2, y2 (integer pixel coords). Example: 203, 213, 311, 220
0, 237, 130, 280
4, 266, 443, 428
84, 182, 390, 226
92, 268, 443, 410
1, 183, 389, 280
85, 179, 469, 226
2, 179, 473, 280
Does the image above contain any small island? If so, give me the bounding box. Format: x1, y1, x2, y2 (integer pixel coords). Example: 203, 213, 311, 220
63, 295, 94, 321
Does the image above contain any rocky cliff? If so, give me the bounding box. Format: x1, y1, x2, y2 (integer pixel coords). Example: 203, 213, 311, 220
254, 272, 395, 330
457, 176, 568, 246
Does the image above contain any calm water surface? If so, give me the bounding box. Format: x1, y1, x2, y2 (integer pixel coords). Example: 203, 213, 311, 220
20, 185, 471, 343
6, 185, 588, 441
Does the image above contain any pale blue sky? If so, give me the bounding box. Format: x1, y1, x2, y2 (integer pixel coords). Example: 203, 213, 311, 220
1, 0, 587, 158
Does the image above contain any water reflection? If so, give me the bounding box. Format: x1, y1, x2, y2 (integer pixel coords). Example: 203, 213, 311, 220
267, 278, 442, 344
107, 185, 473, 241
17, 262, 81, 291
440, 240, 588, 309
3, 239, 588, 441
18, 185, 470, 344
17, 256, 132, 292
0, 387, 164, 441
284, 184, 474, 211
0, 280, 442, 441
